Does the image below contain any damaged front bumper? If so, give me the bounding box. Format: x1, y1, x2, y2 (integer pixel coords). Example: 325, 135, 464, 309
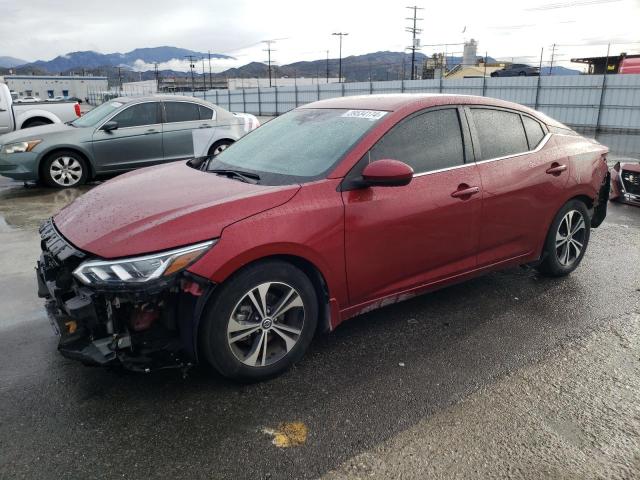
36, 219, 215, 372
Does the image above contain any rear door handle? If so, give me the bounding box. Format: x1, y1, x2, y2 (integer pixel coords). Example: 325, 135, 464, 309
199, 124, 212, 129
451, 186, 480, 198
546, 164, 567, 175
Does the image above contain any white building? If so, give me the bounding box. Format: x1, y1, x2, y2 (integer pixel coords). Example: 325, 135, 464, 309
121, 80, 158, 96
5, 75, 108, 100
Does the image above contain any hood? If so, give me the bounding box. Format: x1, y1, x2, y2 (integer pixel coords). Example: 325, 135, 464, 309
0, 123, 74, 144
620, 162, 640, 173
54, 162, 300, 258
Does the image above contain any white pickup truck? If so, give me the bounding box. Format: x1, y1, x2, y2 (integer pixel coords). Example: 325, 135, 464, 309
0, 83, 81, 135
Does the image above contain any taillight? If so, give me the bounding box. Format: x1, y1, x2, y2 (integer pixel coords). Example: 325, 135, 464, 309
74, 103, 81, 117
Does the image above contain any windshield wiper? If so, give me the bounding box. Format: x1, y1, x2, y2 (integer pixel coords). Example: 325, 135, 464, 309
209, 169, 260, 184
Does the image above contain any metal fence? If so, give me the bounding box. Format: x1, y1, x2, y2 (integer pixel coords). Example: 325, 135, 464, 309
90, 74, 640, 157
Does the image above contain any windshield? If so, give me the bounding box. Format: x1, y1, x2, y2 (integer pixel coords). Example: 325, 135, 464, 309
207, 108, 387, 185
71, 101, 124, 127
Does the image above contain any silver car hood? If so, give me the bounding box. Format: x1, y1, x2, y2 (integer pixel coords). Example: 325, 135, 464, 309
0, 123, 76, 144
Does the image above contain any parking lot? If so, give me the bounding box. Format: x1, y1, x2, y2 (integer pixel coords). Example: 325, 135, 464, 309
0, 171, 638, 479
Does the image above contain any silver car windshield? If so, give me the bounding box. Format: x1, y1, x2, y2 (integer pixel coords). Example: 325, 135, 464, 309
207, 108, 387, 185
71, 101, 124, 127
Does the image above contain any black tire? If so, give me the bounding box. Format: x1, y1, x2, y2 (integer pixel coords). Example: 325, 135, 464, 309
208, 139, 234, 157
41, 150, 89, 188
22, 120, 50, 128
199, 260, 318, 381
518, 71, 527, 76
536, 199, 591, 277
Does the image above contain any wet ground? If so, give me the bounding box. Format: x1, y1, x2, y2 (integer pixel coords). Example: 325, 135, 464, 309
0, 174, 639, 479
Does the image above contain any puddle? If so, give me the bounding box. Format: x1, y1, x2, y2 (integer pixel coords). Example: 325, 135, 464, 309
0, 180, 96, 231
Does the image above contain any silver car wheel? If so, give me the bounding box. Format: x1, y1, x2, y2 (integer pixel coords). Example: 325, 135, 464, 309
227, 281, 305, 367
555, 210, 586, 266
213, 143, 229, 156
49, 156, 83, 187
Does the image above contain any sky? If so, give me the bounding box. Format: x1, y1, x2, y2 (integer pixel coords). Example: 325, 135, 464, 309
1, 0, 639, 72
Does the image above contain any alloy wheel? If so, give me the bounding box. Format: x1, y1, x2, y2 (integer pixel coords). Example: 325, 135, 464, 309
227, 281, 305, 367
555, 210, 586, 266
49, 156, 83, 187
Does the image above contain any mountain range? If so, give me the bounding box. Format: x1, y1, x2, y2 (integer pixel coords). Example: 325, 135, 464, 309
1, 47, 581, 82
0, 56, 28, 68
18, 46, 233, 73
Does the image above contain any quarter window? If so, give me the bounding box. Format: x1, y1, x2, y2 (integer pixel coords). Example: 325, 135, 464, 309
471, 108, 528, 160
368, 109, 465, 173
165, 102, 201, 123
522, 115, 545, 149
199, 105, 214, 120
111, 102, 161, 128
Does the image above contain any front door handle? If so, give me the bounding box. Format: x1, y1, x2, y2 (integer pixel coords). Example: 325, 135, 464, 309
451, 185, 480, 198
546, 163, 567, 175
145, 128, 159, 134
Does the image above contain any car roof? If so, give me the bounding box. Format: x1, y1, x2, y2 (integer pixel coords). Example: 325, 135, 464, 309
302, 93, 527, 113
109, 95, 215, 107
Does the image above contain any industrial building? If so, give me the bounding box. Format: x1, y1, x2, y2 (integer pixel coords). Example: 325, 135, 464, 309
4, 75, 108, 100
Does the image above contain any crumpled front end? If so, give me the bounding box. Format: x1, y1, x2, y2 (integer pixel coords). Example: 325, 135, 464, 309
36, 219, 214, 372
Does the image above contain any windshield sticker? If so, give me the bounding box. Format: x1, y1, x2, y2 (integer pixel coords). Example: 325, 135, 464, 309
109, 102, 123, 108
341, 110, 388, 121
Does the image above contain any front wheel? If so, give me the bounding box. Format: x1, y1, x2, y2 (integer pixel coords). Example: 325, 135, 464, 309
41, 150, 88, 188
199, 260, 318, 381
208, 139, 234, 157
536, 200, 591, 277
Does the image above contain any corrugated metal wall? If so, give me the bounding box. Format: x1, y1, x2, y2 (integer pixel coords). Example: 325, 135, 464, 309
194, 74, 640, 136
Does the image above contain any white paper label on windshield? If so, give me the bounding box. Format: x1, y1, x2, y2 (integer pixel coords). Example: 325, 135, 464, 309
109, 102, 123, 108
341, 110, 388, 121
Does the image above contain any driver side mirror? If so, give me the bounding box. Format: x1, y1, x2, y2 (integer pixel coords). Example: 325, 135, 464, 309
361, 159, 414, 187
101, 121, 118, 132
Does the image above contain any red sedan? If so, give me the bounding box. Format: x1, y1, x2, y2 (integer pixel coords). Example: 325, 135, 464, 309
37, 94, 610, 380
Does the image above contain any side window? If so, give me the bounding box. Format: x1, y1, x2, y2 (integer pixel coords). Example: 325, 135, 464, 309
522, 116, 545, 149
199, 105, 214, 120
369, 109, 464, 173
471, 108, 529, 160
165, 102, 201, 123
112, 102, 161, 128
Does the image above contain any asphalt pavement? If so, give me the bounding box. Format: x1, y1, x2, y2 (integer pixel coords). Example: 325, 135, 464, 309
0, 175, 639, 479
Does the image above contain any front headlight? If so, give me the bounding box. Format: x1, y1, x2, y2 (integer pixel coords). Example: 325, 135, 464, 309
73, 240, 215, 286
1, 140, 42, 154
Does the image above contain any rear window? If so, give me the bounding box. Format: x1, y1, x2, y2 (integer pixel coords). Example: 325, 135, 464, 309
471, 108, 528, 160
522, 116, 545, 149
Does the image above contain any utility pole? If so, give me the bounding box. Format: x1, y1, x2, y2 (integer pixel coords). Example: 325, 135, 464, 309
549, 43, 557, 76
263, 40, 277, 87
184, 55, 197, 92
201, 57, 206, 90
208, 51, 213, 89
326, 50, 330, 83
406, 6, 423, 80
153, 62, 160, 92
332, 32, 349, 82
116, 66, 123, 92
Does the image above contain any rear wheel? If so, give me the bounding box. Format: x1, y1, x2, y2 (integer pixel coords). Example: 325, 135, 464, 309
22, 119, 51, 128
42, 150, 88, 188
199, 260, 318, 381
208, 139, 234, 157
536, 200, 591, 277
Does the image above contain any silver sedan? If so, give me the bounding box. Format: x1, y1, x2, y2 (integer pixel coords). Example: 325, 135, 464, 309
0, 95, 259, 188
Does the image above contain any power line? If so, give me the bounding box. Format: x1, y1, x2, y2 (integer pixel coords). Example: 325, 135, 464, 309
405, 6, 424, 80
184, 55, 198, 92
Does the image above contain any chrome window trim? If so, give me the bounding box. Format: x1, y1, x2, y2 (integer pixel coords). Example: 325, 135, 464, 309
412, 132, 552, 178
